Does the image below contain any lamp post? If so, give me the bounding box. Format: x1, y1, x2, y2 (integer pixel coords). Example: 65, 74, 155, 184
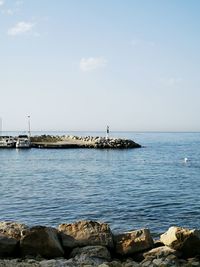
28, 115, 31, 137
0, 117, 2, 137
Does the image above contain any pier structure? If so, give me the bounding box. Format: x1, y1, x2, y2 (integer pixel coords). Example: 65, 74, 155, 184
0, 134, 141, 149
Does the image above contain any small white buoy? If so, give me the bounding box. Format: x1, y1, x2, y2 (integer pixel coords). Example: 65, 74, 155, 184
184, 157, 188, 163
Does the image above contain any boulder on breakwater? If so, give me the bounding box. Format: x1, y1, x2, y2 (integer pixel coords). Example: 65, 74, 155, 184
0, 221, 200, 266
31, 135, 141, 149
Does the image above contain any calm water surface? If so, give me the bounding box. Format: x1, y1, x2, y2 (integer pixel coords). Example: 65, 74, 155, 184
0, 132, 200, 235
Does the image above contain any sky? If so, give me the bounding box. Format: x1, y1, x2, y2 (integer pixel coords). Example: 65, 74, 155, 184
0, 0, 200, 132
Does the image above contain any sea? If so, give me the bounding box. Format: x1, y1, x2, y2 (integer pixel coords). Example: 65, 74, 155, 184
0, 131, 200, 236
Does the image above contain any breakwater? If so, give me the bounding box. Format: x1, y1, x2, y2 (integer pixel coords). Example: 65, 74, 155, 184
30, 135, 141, 149
0, 135, 141, 149
0, 220, 200, 266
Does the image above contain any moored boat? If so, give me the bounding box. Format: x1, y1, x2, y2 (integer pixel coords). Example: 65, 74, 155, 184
16, 135, 31, 148
0, 136, 16, 148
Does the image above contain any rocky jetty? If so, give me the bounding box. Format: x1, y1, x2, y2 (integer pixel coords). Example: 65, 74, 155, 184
0, 221, 200, 266
31, 135, 141, 149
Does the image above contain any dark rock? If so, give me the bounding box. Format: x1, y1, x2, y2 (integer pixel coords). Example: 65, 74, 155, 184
0, 259, 40, 267
70, 245, 111, 265
20, 226, 64, 258
143, 246, 179, 259
0, 233, 18, 257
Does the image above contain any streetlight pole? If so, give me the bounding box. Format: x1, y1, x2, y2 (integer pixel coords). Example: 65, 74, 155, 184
0, 117, 2, 137
28, 115, 31, 138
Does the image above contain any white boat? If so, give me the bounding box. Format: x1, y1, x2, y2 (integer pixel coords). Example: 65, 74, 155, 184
16, 135, 31, 148
0, 136, 16, 148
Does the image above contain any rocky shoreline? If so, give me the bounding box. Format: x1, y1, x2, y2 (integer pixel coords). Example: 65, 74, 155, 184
30, 135, 141, 149
0, 220, 200, 266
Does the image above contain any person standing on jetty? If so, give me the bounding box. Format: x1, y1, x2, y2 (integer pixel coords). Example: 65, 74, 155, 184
106, 125, 109, 139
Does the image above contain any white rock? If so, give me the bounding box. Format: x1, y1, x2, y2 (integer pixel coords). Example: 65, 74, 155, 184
160, 226, 200, 257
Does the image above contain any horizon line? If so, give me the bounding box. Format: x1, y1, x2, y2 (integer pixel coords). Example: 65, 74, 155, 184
1, 130, 200, 134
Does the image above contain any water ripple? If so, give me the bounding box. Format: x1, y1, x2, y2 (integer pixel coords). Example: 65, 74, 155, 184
1, 132, 200, 234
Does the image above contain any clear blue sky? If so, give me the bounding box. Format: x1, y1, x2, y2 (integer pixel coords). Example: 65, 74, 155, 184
1, 0, 200, 131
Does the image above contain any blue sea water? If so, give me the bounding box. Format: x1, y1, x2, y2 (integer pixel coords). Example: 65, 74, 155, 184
0, 131, 200, 235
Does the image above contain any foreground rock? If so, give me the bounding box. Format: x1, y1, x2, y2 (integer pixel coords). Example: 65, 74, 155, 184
1, 221, 200, 266
0, 233, 18, 257
0, 222, 28, 257
20, 226, 64, 258
69, 245, 111, 265
1, 258, 200, 267
160, 226, 200, 257
114, 229, 153, 256
0, 221, 29, 240
0, 259, 40, 267
58, 220, 114, 249
143, 246, 179, 259
141, 246, 182, 267
140, 254, 180, 267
